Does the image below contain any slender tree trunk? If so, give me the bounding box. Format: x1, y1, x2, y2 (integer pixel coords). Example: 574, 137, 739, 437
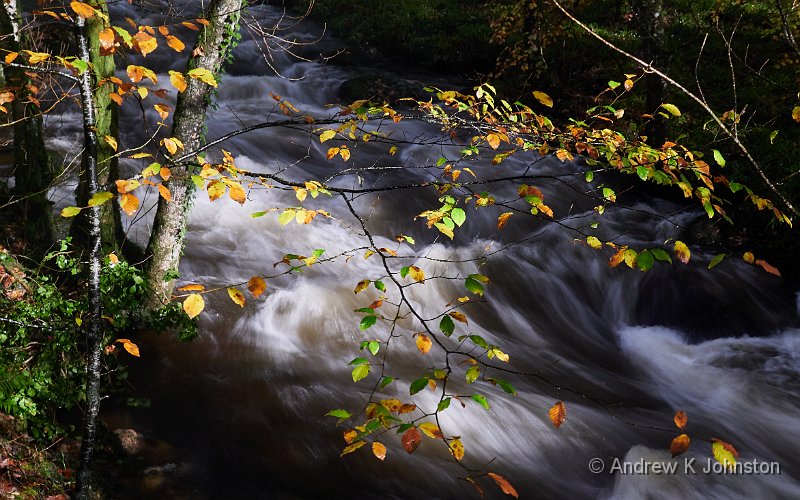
73, 17, 104, 499
144, 0, 243, 309
0, 0, 53, 246
70, 0, 122, 254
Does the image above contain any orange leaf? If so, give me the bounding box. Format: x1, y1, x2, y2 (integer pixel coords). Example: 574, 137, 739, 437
673, 410, 688, 430
372, 441, 387, 461
70, 1, 96, 18
754, 259, 781, 277
548, 401, 566, 428
98, 27, 116, 52
415, 333, 432, 354
120, 193, 139, 216
177, 284, 205, 292
401, 427, 422, 454
486, 133, 501, 150
343, 429, 357, 444
154, 104, 171, 121
247, 276, 267, 298
487, 473, 519, 498
4, 52, 18, 64
670, 434, 690, 457
160, 167, 171, 180
181, 21, 199, 31
157, 184, 171, 202
165, 35, 185, 52
121, 340, 140, 357
609, 248, 625, 268
134, 31, 157, 57
228, 181, 246, 204
497, 212, 513, 230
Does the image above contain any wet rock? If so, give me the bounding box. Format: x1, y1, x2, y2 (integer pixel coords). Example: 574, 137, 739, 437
113, 428, 145, 455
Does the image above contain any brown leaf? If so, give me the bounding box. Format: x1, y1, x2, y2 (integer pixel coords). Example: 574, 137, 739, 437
548, 401, 566, 428
465, 477, 484, 498
673, 410, 688, 430
670, 434, 690, 457
497, 212, 513, 230
401, 427, 422, 454
449, 311, 468, 324
487, 473, 519, 498
754, 259, 781, 277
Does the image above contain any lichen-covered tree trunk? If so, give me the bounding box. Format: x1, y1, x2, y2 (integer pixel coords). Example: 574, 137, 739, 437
144, 0, 243, 309
70, 0, 122, 254
0, 0, 53, 246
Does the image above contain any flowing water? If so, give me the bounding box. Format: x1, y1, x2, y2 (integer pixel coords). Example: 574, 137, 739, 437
43, 3, 800, 499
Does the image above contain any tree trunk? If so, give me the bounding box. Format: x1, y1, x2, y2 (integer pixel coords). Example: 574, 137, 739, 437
0, 0, 53, 246
144, 0, 244, 309
73, 17, 105, 500
70, 0, 122, 254
634, 0, 668, 146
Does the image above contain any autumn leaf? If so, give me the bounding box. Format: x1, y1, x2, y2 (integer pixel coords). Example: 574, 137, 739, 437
117, 339, 140, 357
61, 206, 81, 218
661, 103, 681, 116
487, 473, 519, 498
340, 440, 366, 457
169, 70, 187, 92
415, 333, 432, 354
188, 67, 218, 87
670, 434, 690, 457
227, 287, 245, 307
88, 191, 113, 207
354, 279, 370, 294
228, 181, 247, 204
177, 284, 205, 292
120, 193, 139, 216
402, 427, 422, 454
497, 212, 513, 229
103, 135, 118, 151
755, 259, 781, 277
448, 438, 465, 461
673, 410, 688, 430
449, 311, 467, 324
70, 1, 96, 19
320, 130, 336, 143
408, 265, 425, 283
674, 240, 691, 264
792, 106, 800, 123
98, 27, 116, 52
743, 251, 755, 264
586, 236, 602, 250
533, 90, 553, 108
548, 401, 566, 428
247, 276, 266, 298
372, 441, 387, 461
154, 104, 171, 121
418, 422, 443, 439
609, 248, 625, 268
4, 52, 18, 64
711, 439, 738, 470
183, 293, 205, 319
162, 137, 182, 155
165, 35, 185, 52
134, 31, 157, 57
486, 133, 501, 150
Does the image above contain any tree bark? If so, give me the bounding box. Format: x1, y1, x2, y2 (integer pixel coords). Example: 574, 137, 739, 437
0, 0, 53, 246
73, 16, 104, 500
634, 0, 668, 146
144, 0, 244, 309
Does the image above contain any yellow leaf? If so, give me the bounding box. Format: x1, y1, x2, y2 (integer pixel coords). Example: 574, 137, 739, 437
295, 188, 307, 202
177, 284, 205, 292
162, 137, 180, 155
108, 253, 119, 266
134, 31, 157, 57
624, 79, 634, 91
121, 340, 140, 357
88, 191, 113, 207
372, 441, 387, 461
339, 146, 351, 161
320, 130, 336, 143
486, 133, 501, 150
354, 279, 370, 294
533, 90, 553, 108
165, 35, 185, 52
743, 251, 755, 264
711, 439, 738, 470
136, 87, 149, 100
487, 473, 519, 498
326, 147, 340, 160
169, 70, 187, 92
25, 51, 50, 64
670, 434, 690, 457
418, 422, 442, 439
586, 236, 602, 250
340, 440, 366, 457
408, 265, 425, 283
343, 429, 357, 444
674, 240, 691, 264
187, 67, 217, 87
449, 311, 467, 324
183, 293, 205, 319
154, 104, 171, 121
157, 184, 172, 202
120, 193, 139, 216
497, 212, 513, 230
160, 167, 171, 180
247, 276, 267, 298
448, 438, 465, 461
4, 52, 18, 64
548, 401, 566, 428
227, 287, 245, 308
61, 206, 82, 218
103, 135, 118, 151
415, 333, 432, 354
207, 180, 225, 201
228, 181, 246, 204
792, 106, 800, 123
70, 1, 96, 19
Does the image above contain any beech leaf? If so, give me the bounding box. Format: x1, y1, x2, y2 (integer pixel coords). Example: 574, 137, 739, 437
372, 441, 387, 461
548, 401, 566, 428
227, 287, 245, 308
402, 427, 422, 454
487, 473, 519, 498
183, 293, 205, 319
670, 434, 690, 457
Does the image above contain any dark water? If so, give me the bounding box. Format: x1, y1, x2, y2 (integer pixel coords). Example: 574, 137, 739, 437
45, 3, 800, 499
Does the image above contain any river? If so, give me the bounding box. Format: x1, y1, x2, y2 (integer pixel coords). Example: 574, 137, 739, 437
45, 2, 800, 499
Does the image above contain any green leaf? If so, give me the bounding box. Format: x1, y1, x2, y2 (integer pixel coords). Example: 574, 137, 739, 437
712, 149, 726, 167
367, 341, 380, 356
464, 277, 484, 296
438, 397, 451, 411
708, 253, 726, 269
468, 335, 488, 349
489, 378, 517, 396
636, 165, 650, 181
326, 409, 351, 419
585, 171, 594, 183
374, 280, 385, 292
400, 266, 410, 278
89, 191, 114, 207
250, 211, 268, 218
651, 248, 673, 264
352, 364, 370, 382
439, 315, 455, 336
637, 249, 655, 272
278, 209, 296, 225
660, 103, 681, 116
409, 377, 429, 395
348, 357, 369, 366
471, 393, 490, 410
360, 315, 377, 330
608, 80, 621, 89
465, 365, 480, 384
451, 208, 466, 227
586, 236, 602, 250
380, 376, 394, 389
60, 206, 82, 218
